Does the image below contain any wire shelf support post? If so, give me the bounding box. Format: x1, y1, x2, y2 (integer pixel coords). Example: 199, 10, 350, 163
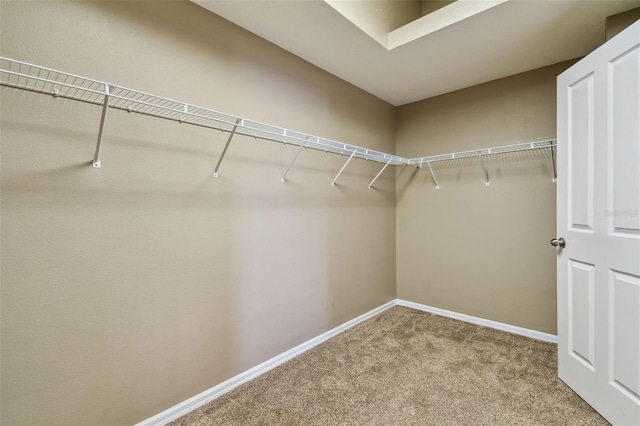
92, 83, 111, 168
480, 157, 490, 187
331, 149, 357, 186
213, 118, 242, 178
426, 162, 440, 189
368, 159, 392, 189
550, 143, 557, 183
281, 136, 311, 183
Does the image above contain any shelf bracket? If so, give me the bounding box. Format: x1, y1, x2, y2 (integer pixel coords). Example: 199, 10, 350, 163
480, 157, 490, 186
368, 159, 392, 189
92, 84, 111, 168
331, 149, 357, 186
550, 143, 557, 183
281, 137, 309, 183
426, 162, 440, 189
213, 118, 242, 178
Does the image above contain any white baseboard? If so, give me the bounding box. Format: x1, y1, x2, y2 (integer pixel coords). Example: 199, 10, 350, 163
135, 300, 396, 426
396, 299, 557, 343
137, 298, 556, 425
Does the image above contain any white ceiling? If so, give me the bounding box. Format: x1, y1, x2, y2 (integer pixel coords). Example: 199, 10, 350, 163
193, 0, 640, 106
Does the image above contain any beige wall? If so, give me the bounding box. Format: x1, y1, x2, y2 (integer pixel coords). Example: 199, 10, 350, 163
326, 0, 422, 46
396, 60, 577, 335
421, 0, 456, 17
606, 7, 640, 40
0, 1, 397, 424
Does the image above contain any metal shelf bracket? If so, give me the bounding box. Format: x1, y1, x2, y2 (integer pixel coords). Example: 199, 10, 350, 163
281, 136, 311, 183
213, 118, 242, 178
426, 162, 440, 189
550, 144, 557, 183
331, 149, 357, 186
369, 159, 392, 189
92, 83, 111, 168
480, 157, 490, 187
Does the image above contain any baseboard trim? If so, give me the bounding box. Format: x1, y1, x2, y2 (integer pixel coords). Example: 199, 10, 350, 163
396, 299, 557, 344
137, 298, 556, 425
135, 300, 396, 426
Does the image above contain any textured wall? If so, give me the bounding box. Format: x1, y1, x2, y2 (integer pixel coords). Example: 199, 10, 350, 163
0, 1, 396, 424
395, 61, 577, 335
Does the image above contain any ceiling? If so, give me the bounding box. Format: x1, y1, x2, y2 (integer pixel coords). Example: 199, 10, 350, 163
193, 0, 640, 106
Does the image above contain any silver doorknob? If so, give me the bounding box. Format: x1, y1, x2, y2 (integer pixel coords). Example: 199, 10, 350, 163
550, 237, 566, 248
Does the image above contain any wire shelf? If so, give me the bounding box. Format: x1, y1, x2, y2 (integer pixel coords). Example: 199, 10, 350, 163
409, 140, 557, 165
0, 56, 557, 186
0, 56, 408, 167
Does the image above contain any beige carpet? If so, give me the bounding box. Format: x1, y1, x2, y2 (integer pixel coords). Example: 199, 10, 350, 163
171, 306, 608, 425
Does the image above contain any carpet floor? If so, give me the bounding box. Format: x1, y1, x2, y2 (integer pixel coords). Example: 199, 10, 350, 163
170, 306, 608, 425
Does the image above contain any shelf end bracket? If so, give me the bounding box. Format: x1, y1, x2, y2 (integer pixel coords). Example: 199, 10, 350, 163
92, 84, 111, 169
480, 157, 490, 187
281, 137, 309, 183
368, 159, 392, 189
550, 142, 557, 183
213, 118, 242, 178
426, 161, 440, 189
331, 149, 357, 186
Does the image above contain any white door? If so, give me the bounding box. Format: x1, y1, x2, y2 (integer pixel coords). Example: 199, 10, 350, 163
556, 20, 640, 426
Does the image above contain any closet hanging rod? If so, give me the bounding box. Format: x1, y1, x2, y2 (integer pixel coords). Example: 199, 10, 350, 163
409, 139, 557, 165
0, 56, 409, 168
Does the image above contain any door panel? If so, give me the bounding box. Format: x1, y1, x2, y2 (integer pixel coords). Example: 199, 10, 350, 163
568, 260, 595, 368
610, 271, 640, 401
609, 46, 640, 236
568, 74, 595, 232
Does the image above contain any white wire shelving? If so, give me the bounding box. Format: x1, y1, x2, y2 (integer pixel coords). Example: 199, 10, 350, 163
0, 56, 557, 188
409, 140, 557, 188
0, 57, 407, 188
